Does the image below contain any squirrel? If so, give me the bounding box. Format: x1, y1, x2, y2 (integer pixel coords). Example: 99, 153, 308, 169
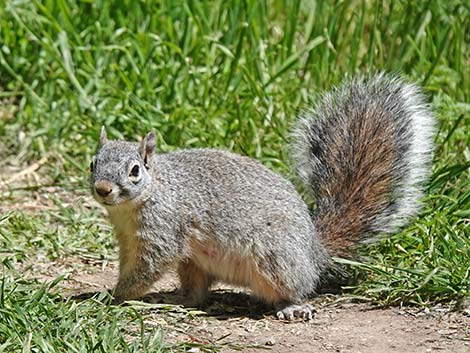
90, 73, 435, 320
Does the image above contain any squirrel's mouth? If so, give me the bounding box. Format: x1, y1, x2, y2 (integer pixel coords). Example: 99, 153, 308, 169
99, 198, 140, 211
94, 192, 136, 208
95, 195, 125, 207
93, 192, 120, 206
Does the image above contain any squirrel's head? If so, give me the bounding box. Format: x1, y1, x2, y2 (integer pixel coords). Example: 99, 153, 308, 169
90, 127, 156, 208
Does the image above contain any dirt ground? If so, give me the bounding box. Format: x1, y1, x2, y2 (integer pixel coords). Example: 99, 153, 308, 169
30, 257, 470, 353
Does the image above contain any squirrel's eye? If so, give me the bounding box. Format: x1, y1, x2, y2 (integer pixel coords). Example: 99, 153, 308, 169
89, 161, 94, 172
130, 164, 140, 177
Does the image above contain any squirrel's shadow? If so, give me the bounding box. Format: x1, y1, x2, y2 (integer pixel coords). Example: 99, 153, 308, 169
72, 277, 348, 320
72, 289, 272, 320
148, 289, 272, 319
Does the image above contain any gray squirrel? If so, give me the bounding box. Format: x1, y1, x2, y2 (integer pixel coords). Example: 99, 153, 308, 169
90, 73, 435, 320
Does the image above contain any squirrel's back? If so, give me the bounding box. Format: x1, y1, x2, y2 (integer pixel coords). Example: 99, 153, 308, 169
156, 148, 323, 249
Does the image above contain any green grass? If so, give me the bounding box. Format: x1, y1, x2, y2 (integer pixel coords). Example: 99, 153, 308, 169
0, 272, 222, 352
1, 0, 469, 351
1, 275, 166, 352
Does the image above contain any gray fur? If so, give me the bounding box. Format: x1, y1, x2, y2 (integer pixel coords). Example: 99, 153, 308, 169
90, 73, 435, 319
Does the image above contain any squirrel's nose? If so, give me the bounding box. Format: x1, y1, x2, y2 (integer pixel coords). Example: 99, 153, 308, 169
94, 180, 113, 197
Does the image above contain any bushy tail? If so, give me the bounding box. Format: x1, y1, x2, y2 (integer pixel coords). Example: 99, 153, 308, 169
291, 73, 435, 256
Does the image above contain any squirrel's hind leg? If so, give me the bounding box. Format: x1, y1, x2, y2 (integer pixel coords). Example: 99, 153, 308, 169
250, 274, 316, 321
178, 259, 213, 307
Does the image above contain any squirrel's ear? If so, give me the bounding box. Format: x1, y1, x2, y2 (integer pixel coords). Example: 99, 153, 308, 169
100, 126, 108, 146
139, 132, 156, 168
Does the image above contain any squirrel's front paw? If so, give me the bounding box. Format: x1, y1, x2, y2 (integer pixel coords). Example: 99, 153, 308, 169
110, 289, 129, 305
276, 303, 316, 321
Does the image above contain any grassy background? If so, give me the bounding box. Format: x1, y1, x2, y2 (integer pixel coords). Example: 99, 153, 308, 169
0, 0, 469, 351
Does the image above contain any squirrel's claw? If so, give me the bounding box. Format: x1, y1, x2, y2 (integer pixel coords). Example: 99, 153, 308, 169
276, 303, 316, 321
